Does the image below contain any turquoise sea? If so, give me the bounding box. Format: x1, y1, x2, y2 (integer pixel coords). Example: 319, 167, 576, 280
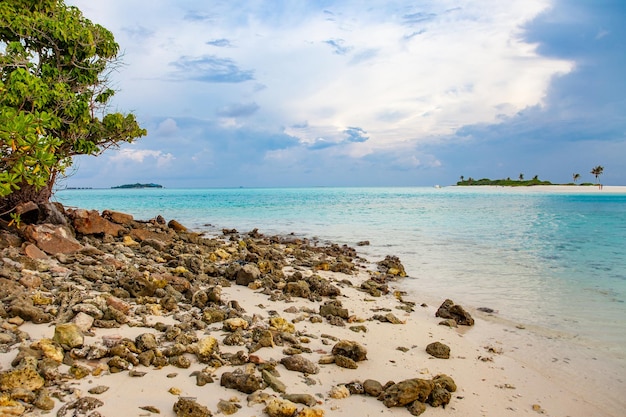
55, 187, 626, 357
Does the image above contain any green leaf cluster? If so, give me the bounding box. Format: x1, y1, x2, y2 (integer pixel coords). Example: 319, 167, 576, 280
0, 0, 146, 210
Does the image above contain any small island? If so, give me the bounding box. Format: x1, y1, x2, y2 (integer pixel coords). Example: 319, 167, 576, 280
111, 183, 163, 189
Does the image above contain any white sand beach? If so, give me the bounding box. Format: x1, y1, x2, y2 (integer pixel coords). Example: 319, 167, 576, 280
3, 267, 624, 417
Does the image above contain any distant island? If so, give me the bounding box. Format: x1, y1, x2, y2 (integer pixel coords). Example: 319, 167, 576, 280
111, 183, 163, 189
456, 177, 595, 187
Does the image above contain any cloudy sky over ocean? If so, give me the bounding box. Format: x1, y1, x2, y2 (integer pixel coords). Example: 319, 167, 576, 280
66, 0, 626, 187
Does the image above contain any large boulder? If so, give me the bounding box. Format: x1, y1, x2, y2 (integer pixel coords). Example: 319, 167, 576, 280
70, 209, 125, 236
23, 224, 82, 255
435, 299, 474, 326
331, 340, 367, 362
379, 378, 434, 407
236, 264, 261, 286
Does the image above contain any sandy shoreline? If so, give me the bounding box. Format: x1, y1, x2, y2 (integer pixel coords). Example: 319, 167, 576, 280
0, 209, 624, 417
447, 185, 626, 193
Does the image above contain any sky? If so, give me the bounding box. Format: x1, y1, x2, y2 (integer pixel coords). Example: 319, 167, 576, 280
63, 0, 626, 187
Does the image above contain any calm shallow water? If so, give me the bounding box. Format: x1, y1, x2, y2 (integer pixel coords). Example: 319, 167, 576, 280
56, 187, 626, 356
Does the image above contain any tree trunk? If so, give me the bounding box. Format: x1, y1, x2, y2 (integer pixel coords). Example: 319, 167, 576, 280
0, 182, 53, 217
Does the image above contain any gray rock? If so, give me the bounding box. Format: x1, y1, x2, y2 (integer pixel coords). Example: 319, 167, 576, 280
280, 355, 320, 374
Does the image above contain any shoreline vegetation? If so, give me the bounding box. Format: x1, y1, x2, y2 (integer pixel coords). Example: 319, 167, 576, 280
0, 206, 623, 417
455, 177, 596, 187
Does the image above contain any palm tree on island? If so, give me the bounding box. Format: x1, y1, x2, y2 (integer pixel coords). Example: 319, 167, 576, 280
519, 173, 524, 181
573, 173, 580, 184
590, 166, 604, 189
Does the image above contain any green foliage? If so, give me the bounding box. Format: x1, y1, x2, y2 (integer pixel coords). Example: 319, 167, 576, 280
456, 177, 553, 186
0, 0, 146, 211
590, 165, 604, 182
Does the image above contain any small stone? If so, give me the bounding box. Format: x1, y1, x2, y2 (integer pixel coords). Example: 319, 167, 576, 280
217, 399, 240, 415
264, 398, 298, 417
328, 385, 350, 399
34, 388, 55, 411
71, 312, 95, 332
220, 370, 264, 394
88, 385, 110, 394
331, 340, 367, 362
262, 369, 287, 393
140, 405, 161, 413
53, 323, 84, 349
334, 355, 358, 369
407, 400, 427, 416
363, 379, 383, 397
169, 387, 182, 395
223, 318, 249, 332
0, 366, 45, 391
380, 379, 434, 407
195, 336, 219, 363
295, 408, 325, 417
426, 342, 450, 359
282, 394, 318, 407
172, 397, 211, 417
269, 317, 295, 333
280, 355, 319, 374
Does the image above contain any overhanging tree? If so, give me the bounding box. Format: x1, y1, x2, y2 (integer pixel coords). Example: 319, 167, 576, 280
0, 0, 146, 219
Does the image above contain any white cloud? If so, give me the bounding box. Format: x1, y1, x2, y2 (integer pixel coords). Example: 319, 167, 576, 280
69, 0, 573, 164
110, 149, 174, 167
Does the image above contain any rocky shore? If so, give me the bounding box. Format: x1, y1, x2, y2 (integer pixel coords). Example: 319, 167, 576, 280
1, 204, 623, 417
0, 205, 471, 417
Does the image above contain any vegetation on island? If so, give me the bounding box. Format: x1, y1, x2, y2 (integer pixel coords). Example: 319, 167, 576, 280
458, 166, 605, 188
0, 0, 146, 226
112, 183, 163, 189
457, 176, 552, 186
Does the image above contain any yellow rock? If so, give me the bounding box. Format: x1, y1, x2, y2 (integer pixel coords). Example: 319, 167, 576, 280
32, 339, 64, 362
196, 336, 219, 363
269, 317, 295, 333
173, 266, 187, 274
0, 367, 45, 391
0, 393, 26, 416
32, 292, 53, 305
123, 235, 139, 246
328, 385, 350, 399
264, 398, 298, 417
215, 248, 230, 259
223, 317, 249, 331
296, 408, 325, 417
168, 387, 182, 395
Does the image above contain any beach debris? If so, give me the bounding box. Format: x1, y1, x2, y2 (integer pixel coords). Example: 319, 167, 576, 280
426, 342, 451, 359
435, 299, 475, 326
